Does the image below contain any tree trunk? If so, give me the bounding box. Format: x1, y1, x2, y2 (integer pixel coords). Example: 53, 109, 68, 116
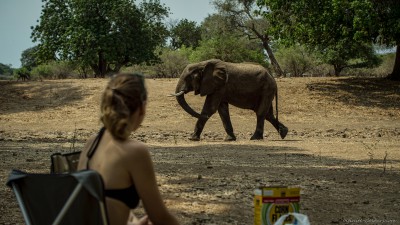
387, 44, 400, 81
90, 64, 100, 78
333, 64, 343, 76
261, 38, 284, 77
98, 51, 107, 78
247, 24, 284, 77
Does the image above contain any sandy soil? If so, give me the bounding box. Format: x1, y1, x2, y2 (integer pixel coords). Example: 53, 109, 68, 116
0, 77, 399, 225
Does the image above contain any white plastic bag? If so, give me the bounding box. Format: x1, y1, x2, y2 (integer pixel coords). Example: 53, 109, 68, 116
273, 212, 310, 225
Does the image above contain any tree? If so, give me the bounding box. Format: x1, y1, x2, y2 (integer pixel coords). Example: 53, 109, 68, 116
0, 63, 13, 75
21, 46, 40, 71
212, 0, 284, 76
258, 0, 399, 79
201, 14, 232, 40
275, 44, 319, 77
194, 14, 267, 66
192, 36, 267, 66
31, 0, 169, 77
170, 19, 202, 49
369, 0, 400, 80
323, 42, 381, 76
152, 46, 193, 78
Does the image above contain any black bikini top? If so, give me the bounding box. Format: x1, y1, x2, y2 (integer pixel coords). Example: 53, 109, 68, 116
87, 127, 140, 209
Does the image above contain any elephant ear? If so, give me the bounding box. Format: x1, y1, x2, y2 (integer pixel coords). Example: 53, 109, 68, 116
200, 61, 227, 96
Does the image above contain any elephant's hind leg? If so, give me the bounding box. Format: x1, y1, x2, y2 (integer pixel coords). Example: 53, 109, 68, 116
218, 102, 236, 141
251, 90, 275, 140
265, 105, 288, 139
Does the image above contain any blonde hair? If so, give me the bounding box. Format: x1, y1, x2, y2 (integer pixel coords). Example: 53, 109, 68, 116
100, 73, 147, 140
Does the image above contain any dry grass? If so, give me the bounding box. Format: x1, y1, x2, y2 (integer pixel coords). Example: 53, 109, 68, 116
1, 77, 399, 224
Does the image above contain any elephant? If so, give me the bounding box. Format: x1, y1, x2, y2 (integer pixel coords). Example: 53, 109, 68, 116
17, 71, 30, 81
170, 59, 288, 141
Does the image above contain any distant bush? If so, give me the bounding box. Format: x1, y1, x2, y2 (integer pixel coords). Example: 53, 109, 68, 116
0, 74, 13, 80
190, 36, 268, 67
52, 61, 76, 79
275, 45, 321, 77
121, 64, 155, 77
31, 64, 52, 80
123, 47, 192, 78
153, 47, 192, 78
31, 61, 77, 79
342, 53, 395, 77
0, 63, 14, 75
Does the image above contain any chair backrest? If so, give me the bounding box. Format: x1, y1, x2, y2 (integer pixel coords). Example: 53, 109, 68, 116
6, 169, 109, 225
50, 151, 81, 174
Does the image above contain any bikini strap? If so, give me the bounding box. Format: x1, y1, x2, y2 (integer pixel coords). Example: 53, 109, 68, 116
86, 127, 106, 169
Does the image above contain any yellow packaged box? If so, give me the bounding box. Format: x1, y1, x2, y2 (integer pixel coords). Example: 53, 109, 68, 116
254, 186, 301, 225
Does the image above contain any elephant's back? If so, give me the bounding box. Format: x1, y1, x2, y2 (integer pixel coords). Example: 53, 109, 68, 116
225, 62, 274, 89
226, 62, 267, 74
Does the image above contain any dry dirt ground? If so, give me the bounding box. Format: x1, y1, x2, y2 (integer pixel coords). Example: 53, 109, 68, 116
0, 77, 399, 225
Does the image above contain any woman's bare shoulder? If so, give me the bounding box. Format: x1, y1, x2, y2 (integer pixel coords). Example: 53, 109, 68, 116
77, 134, 98, 170
126, 140, 149, 154
120, 140, 151, 162
82, 135, 98, 153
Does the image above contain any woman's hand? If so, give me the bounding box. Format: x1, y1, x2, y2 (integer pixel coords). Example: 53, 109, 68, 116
127, 211, 152, 225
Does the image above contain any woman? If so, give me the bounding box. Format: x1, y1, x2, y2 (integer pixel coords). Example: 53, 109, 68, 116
78, 73, 180, 225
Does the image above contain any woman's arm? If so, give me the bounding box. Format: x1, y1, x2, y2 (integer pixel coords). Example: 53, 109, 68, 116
125, 143, 180, 225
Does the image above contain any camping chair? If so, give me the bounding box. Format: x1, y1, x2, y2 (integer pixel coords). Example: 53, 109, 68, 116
6, 169, 109, 225
50, 151, 81, 174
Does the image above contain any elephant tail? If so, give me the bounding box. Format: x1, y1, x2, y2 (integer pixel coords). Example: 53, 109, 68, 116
275, 87, 288, 139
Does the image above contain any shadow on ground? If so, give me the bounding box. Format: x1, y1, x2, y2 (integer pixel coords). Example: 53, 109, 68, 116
0, 80, 87, 115
149, 144, 400, 224
1, 141, 399, 225
307, 78, 400, 109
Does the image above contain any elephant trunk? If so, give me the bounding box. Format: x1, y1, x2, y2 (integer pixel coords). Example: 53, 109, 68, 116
176, 94, 203, 118
175, 79, 205, 119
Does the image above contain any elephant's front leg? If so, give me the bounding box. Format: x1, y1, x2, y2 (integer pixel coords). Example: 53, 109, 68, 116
190, 117, 208, 141
189, 95, 220, 141
251, 115, 265, 140
218, 102, 236, 141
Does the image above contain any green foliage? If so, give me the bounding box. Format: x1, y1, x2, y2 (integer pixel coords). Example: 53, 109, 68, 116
343, 53, 395, 77
323, 41, 382, 75
31, 64, 53, 79
153, 47, 193, 77
197, 12, 268, 66
123, 46, 193, 78
275, 45, 319, 77
212, 0, 284, 75
21, 46, 40, 71
128, 38, 268, 77
170, 19, 202, 49
258, 0, 387, 76
13, 67, 31, 80
368, 0, 400, 46
0, 63, 14, 75
212, 0, 267, 38
31, 0, 169, 77
191, 36, 268, 67
31, 61, 76, 79
200, 14, 234, 40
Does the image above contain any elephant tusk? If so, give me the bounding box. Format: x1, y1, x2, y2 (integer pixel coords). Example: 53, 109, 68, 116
168, 91, 185, 97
